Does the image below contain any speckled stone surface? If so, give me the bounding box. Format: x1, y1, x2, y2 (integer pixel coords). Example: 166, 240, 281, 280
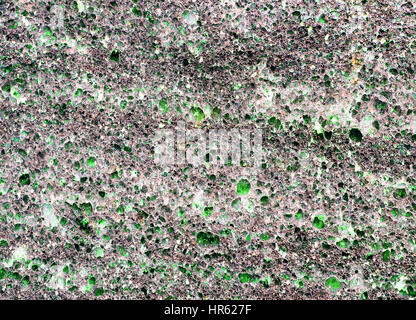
0, 0, 416, 299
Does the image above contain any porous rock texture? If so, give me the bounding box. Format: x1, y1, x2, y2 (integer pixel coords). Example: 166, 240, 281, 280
0, 0, 416, 299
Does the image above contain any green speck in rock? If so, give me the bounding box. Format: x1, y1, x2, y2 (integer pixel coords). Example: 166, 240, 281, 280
231, 198, 241, 209
18, 149, 27, 157
87, 157, 96, 168
19, 173, 30, 186
159, 98, 168, 112
349, 128, 363, 142
22, 276, 30, 285
110, 50, 120, 62
96, 249, 104, 257
303, 114, 311, 124
295, 279, 304, 288
44, 26, 53, 36
203, 206, 213, 217
260, 195, 269, 205
94, 288, 104, 296
393, 188, 406, 199
2, 82, 11, 92
239, 273, 252, 283
190, 106, 205, 122
374, 99, 387, 111
116, 205, 125, 214
124, 146, 132, 152
196, 231, 219, 245
318, 14, 327, 24
0, 240, 8, 247
382, 250, 390, 262
389, 68, 398, 76
183, 10, 190, 19
407, 286, 416, 298
337, 238, 350, 248
81, 202, 93, 215
236, 179, 251, 195
60, 217, 67, 226
74, 88, 83, 97
212, 107, 221, 118
260, 233, 270, 241
325, 277, 341, 290
131, 7, 142, 16
312, 216, 325, 229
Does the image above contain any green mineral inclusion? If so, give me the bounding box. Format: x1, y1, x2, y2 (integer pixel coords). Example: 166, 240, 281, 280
196, 231, 219, 245
159, 98, 168, 113
81, 203, 93, 215
313, 215, 325, 229
190, 106, 205, 122
203, 206, 213, 218
0, 268, 6, 279
19, 174, 30, 186
260, 233, 270, 241
239, 273, 252, 283
109, 49, 120, 62
382, 250, 390, 262
349, 128, 363, 142
87, 157, 96, 168
325, 277, 341, 290
236, 179, 251, 195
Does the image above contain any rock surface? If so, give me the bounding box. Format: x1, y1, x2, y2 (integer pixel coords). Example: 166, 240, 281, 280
0, 0, 415, 299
